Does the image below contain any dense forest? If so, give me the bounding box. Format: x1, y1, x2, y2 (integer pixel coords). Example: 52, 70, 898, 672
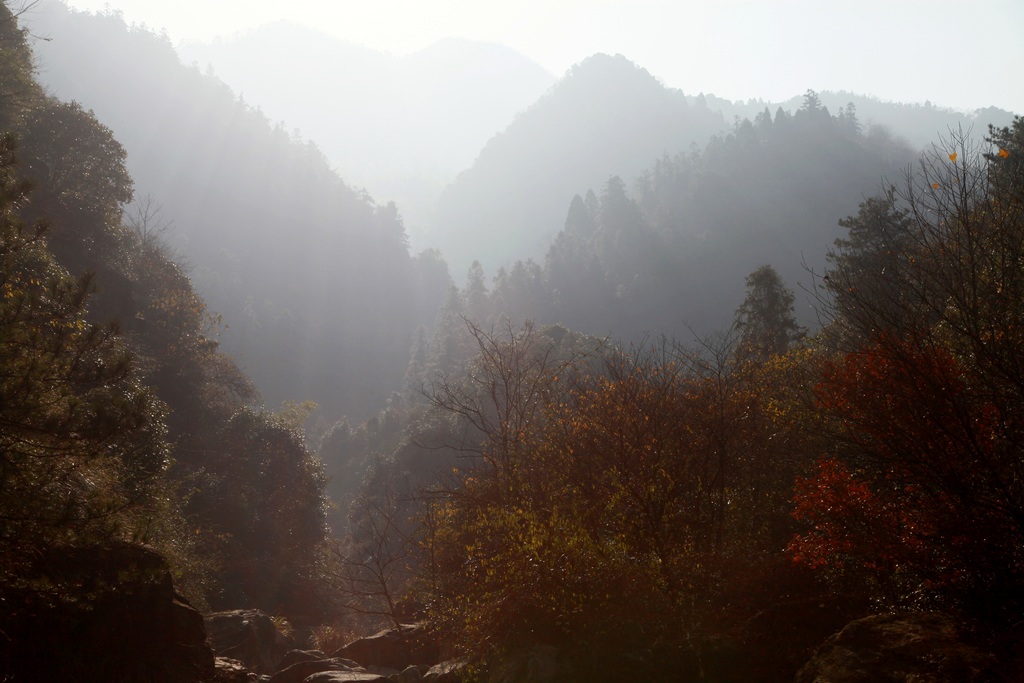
2, 0, 1024, 681
26, 0, 452, 422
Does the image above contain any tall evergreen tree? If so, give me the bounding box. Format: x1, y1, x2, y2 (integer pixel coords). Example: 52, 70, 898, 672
734, 264, 803, 361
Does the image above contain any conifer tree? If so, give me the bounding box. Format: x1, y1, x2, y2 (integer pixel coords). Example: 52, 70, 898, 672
734, 264, 803, 361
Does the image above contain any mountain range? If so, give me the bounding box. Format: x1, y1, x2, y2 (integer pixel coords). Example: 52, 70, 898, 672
19, 0, 1018, 419
178, 23, 556, 241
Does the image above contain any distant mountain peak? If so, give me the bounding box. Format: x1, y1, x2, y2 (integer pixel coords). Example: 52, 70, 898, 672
428, 53, 724, 275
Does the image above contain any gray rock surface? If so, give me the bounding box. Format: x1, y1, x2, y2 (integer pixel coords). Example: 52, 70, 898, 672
333, 624, 439, 670
213, 656, 259, 682
425, 658, 471, 683
796, 612, 997, 683
205, 609, 295, 675
302, 671, 392, 683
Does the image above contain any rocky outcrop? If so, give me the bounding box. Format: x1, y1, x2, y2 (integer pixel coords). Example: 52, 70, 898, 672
1, 543, 214, 682
796, 612, 997, 683
398, 664, 430, 683
205, 609, 296, 675
269, 656, 367, 683
275, 649, 329, 671
212, 656, 259, 682
333, 624, 440, 670
425, 657, 471, 683
303, 672, 392, 683
239, 628, 468, 683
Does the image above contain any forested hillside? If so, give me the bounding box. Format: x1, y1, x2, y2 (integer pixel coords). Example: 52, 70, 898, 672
179, 25, 555, 235
335, 118, 1024, 682
25, 0, 449, 422
705, 90, 1016, 151
430, 54, 729, 275
414, 93, 917, 350
1, 4, 335, 677
4, 0, 1024, 680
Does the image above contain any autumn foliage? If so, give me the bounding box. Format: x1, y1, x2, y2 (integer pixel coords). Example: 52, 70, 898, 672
416, 323, 822, 678
792, 122, 1024, 616
412, 121, 1024, 678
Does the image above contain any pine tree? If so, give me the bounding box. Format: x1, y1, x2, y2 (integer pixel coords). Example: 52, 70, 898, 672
734, 264, 803, 361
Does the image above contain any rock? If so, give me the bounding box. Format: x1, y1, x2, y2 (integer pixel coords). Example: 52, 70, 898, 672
268, 657, 364, 683
303, 672, 392, 683
206, 609, 296, 675
334, 624, 440, 670
742, 594, 861, 679
426, 658, 471, 683
796, 612, 997, 683
0, 543, 215, 682
364, 664, 401, 678
274, 649, 327, 672
213, 657, 259, 682
398, 664, 427, 683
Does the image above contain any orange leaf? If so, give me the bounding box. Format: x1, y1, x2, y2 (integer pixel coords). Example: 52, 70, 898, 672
998, 148, 1011, 159
948, 152, 958, 162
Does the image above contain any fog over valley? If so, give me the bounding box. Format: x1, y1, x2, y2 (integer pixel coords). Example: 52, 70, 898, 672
3, 1, 1024, 680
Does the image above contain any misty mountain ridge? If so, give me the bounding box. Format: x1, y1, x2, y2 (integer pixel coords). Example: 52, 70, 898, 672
702, 90, 1016, 151
178, 22, 556, 240
24, 0, 451, 421
431, 52, 1015, 278
430, 52, 729, 276
177, 18, 1013, 276
18, 1, 1018, 419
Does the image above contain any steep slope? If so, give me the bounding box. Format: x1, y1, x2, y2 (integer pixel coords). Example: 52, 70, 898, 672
24, 1, 449, 421
552, 101, 921, 337
179, 25, 556, 240
415, 97, 921, 354
428, 53, 728, 276
0, 2, 331, 657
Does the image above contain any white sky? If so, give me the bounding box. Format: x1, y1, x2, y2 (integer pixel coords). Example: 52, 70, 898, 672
66, 0, 1024, 113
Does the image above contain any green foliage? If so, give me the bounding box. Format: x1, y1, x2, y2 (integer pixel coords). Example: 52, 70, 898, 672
425, 101, 918, 351
188, 407, 329, 618
23, 1, 441, 421
0, 8, 333, 624
0, 132, 170, 608
0, 4, 36, 127
734, 264, 804, 362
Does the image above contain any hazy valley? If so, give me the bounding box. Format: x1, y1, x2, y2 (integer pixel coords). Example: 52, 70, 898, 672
3, 1, 1023, 680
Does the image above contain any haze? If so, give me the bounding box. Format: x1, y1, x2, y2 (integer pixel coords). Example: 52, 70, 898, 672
7, 0, 1024, 677
65, 0, 1024, 114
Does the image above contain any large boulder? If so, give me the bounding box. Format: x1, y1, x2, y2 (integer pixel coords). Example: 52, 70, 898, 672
212, 656, 259, 682
303, 672, 392, 683
205, 609, 295, 675
274, 649, 328, 672
426, 658, 472, 683
0, 543, 214, 682
268, 656, 365, 683
796, 612, 997, 683
333, 623, 440, 670
399, 664, 429, 683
